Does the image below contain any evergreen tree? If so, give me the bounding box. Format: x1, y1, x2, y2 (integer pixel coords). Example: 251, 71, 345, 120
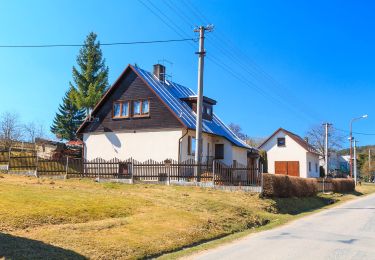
70, 32, 109, 115
51, 89, 86, 140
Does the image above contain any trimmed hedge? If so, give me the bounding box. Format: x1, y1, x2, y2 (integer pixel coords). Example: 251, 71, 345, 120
262, 174, 355, 197
331, 179, 355, 193
262, 173, 317, 198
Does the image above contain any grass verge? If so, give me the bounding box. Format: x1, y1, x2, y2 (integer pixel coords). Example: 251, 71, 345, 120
160, 183, 375, 259
0, 173, 374, 260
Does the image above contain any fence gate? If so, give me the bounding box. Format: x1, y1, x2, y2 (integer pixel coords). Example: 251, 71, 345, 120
213, 161, 261, 187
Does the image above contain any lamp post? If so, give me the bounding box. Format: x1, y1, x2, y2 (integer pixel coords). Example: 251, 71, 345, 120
353, 138, 358, 186
349, 114, 368, 177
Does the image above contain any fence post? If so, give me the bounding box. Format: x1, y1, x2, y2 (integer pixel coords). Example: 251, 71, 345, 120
7, 147, 11, 172
131, 161, 134, 184
35, 152, 39, 178
65, 157, 69, 179
212, 160, 215, 187
168, 168, 170, 186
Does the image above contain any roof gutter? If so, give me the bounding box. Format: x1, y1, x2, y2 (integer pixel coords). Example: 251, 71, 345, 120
178, 128, 189, 163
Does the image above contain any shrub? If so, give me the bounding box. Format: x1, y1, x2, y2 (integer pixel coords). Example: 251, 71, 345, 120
331, 178, 355, 193
262, 173, 318, 198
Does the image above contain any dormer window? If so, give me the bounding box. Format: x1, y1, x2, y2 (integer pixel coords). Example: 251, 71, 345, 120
180, 96, 216, 121
206, 106, 212, 116
204, 105, 213, 117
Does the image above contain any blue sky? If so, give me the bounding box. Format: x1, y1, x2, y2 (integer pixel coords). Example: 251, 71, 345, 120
1, 0, 374, 147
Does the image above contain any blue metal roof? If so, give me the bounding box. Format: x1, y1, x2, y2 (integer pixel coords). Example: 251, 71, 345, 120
133, 66, 250, 149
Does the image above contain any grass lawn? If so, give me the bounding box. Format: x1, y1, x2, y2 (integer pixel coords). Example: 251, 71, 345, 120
0, 174, 374, 259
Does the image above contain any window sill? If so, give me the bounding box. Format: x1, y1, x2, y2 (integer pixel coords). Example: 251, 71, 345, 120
112, 116, 130, 120
133, 114, 150, 118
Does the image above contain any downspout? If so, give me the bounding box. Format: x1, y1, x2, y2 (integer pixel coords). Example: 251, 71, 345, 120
178, 128, 189, 163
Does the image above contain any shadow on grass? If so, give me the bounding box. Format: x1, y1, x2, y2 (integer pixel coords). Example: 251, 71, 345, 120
271, 190, 365, 215
349, 190, 364, 196
271, 196, 333, 215
0, 233, 86, 259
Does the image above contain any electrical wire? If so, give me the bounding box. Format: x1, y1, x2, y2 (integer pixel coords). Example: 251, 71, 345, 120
0, 38, 196, 48
333, 127, 375, 136
158, 0, 322, 123
178, 0, 323, 123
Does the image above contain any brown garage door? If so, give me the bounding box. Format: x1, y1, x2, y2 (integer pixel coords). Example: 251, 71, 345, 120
275, 161, 300, 177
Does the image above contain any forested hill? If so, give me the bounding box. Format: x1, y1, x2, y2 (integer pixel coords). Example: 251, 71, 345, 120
339, 145, 375, 155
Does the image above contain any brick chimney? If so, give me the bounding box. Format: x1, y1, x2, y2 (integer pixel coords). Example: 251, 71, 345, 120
153, 64, 166, 82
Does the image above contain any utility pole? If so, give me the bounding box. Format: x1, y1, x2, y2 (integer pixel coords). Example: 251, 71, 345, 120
323, 123, 331, 177
194, 25, 214, 179
369, 149, 371, 170
349, 115, 368, 178
353, 138, 358, 186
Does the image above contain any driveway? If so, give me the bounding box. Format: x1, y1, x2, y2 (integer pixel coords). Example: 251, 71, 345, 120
192, 193, 375, 260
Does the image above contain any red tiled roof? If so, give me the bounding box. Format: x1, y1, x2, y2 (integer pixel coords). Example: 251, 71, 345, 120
66, 140, 83, 146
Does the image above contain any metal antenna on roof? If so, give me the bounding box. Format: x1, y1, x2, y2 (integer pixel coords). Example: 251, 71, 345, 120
158, 58, 174, 83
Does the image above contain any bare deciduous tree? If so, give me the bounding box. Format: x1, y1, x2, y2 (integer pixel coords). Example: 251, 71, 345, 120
228, 123, 264, 147
246, 137, 265, 148
0, 112, 23, 149
23, 121, 46, 142
228, 123, 248, 141
305, 125, 344, 160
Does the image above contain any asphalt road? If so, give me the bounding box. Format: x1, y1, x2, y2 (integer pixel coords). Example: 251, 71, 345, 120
193, 193, 375, 260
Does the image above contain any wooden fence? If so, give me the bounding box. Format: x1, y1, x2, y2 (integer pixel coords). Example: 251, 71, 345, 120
0, 154, 261, 187
131, 159, 214, 183
0, 150, 9, 165
316, 178, 334, 192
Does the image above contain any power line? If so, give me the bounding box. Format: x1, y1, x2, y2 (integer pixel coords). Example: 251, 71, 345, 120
139, 0, 195, 44
0, 38, 196, 48
160, 0, 321, 123
334, 127, 375, 136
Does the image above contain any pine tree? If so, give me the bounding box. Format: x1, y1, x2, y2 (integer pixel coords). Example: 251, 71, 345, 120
51, 89, 86, 140
70, 32, 109, 115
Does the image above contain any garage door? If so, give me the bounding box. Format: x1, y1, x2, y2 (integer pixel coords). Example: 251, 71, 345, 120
275, 161, 300, 177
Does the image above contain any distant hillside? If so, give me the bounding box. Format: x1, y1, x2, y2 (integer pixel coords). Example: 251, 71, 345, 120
339, 145, 375, 155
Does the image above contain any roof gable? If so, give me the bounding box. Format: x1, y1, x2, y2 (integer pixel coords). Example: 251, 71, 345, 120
78, 64, 250, 149
258, 128, 320, 155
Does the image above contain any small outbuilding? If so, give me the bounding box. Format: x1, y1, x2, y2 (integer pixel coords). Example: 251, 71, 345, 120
258, 128, 320, 178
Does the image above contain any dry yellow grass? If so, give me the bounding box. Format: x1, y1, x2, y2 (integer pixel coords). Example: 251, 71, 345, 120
0, 173, 374, 259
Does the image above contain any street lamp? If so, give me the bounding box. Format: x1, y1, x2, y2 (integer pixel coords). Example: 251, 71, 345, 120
349, 114, 368, 177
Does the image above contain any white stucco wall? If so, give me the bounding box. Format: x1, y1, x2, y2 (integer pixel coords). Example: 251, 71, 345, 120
84, 128, 248, 165
306, 152, 320, 178
261, 131, 318, 178
83, 129, 182, 162
180, 130, 248, 166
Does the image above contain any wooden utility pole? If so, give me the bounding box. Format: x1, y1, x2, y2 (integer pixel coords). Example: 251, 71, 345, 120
369, 149, 371, 170
323, 123, 332, 177
194, 25, 213, 178
353, 138, 358, 186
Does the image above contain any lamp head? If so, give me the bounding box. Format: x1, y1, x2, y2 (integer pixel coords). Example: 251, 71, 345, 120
362, 114, 368, 118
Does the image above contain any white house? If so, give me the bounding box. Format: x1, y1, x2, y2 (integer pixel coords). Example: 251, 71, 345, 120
258, 128, 320, 178
320, 152, 350, 176
77, 64, 253, 166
